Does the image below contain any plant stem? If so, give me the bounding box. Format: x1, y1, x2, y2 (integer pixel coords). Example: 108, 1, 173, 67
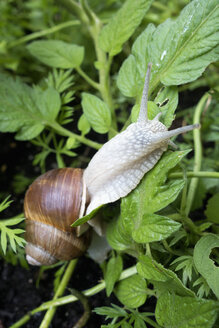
55, 0, 90, 24
39, 259, 78, 328
81, 3, 116, 129
10, 266, 137, 328
7, 21, 80, 49
169, 171, 219, 179
55, 0, 117, 130
49, 121, 102, 149
76, 67, 100, 90
185, 93, 211, 216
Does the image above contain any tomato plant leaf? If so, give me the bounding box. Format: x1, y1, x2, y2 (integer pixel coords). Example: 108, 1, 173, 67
27, 40, 84, 69
132, 214, 181, 243
115, 274, 147, 308
105, 255, 123, 297
193, 234, 219, 299
137, 255, 194, 297
99, 0, 153, 56
118, 0, 219, 97
0, 75, 61, 140
155, 292, 218, 328
81, 93, 111, 134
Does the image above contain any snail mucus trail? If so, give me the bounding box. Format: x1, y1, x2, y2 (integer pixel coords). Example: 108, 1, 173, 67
24, 63, 199, 266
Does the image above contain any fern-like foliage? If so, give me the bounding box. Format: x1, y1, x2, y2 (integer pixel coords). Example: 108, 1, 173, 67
46, 68, 75, 125
171, 255, 194, 285
0, 197, 26, 254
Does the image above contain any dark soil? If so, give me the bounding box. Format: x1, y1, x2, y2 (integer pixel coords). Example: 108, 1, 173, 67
0, 257, 110, 328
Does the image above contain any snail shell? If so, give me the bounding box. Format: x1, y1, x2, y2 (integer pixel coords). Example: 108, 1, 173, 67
24, 168, 91, 266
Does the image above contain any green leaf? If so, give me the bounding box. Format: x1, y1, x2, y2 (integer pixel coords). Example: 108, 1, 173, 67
193, 277, 211, 298
0, 75, 61, 140
115, 274, 147, 308
93, 304, 128, 319
171, 255, 194, 285
117, 24, 155, 97
81, 93, 111, 134
205, 193, 219, 223
120, 151, 188, 238
117, 55, 140, 97
137, 150, 189, 214
132, 213, 181, 243
131, 101, 159, 123
154, 86, 178, 128
0, 216, 26, 254
137, 255, 194, 297
134, 317, 147, 328
0, 196, 13, 212
1, 229, 7, 254
71, 205, 104, 227
118, 0, 219, 97
105, 255, 123, 297
155, 292, 218, 328
27, 40, 84, 69
99, 0, 153, 56
77, 114, 91, 136
106, 217, 134, 252
193, 234, 219, 299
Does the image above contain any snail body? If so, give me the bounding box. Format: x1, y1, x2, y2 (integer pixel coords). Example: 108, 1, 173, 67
24, 64, 199, 265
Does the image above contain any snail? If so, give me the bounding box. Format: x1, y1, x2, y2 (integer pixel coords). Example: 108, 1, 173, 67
24, 63, 199, 266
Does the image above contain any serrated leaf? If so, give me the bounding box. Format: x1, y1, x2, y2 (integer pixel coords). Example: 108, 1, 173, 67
27, 40, 84, 68
137, 255, 194, 297
93, 304, 128, 319
117, 24, 155, 97
81, 93, 111, 134
0, 75, 61, 140
138, 150, 189, 214
99, 0, 153, 56
118, 0, 219, 98
115, 274, 147, 308
193, 277, 210, 298
120, 151, 188, 239
155, 292, 218, 328
105, 255, 123, 297
193, 234, 219, 299
106, 217, 134, 252
154, 86, 178, 128
205, 193, 219, 223
132, 214, 181, 243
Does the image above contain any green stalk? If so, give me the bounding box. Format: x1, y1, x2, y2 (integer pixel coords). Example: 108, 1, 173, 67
10, 266, 137, 328
169, 171, 219, 179
76, 66, 100, 90
185, 93, 211, 216
54, 0, 117, 130
39, 259, 78, 328
49, 121, 102, 149
55, 0, 90, 24
7, 21, 80, 49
